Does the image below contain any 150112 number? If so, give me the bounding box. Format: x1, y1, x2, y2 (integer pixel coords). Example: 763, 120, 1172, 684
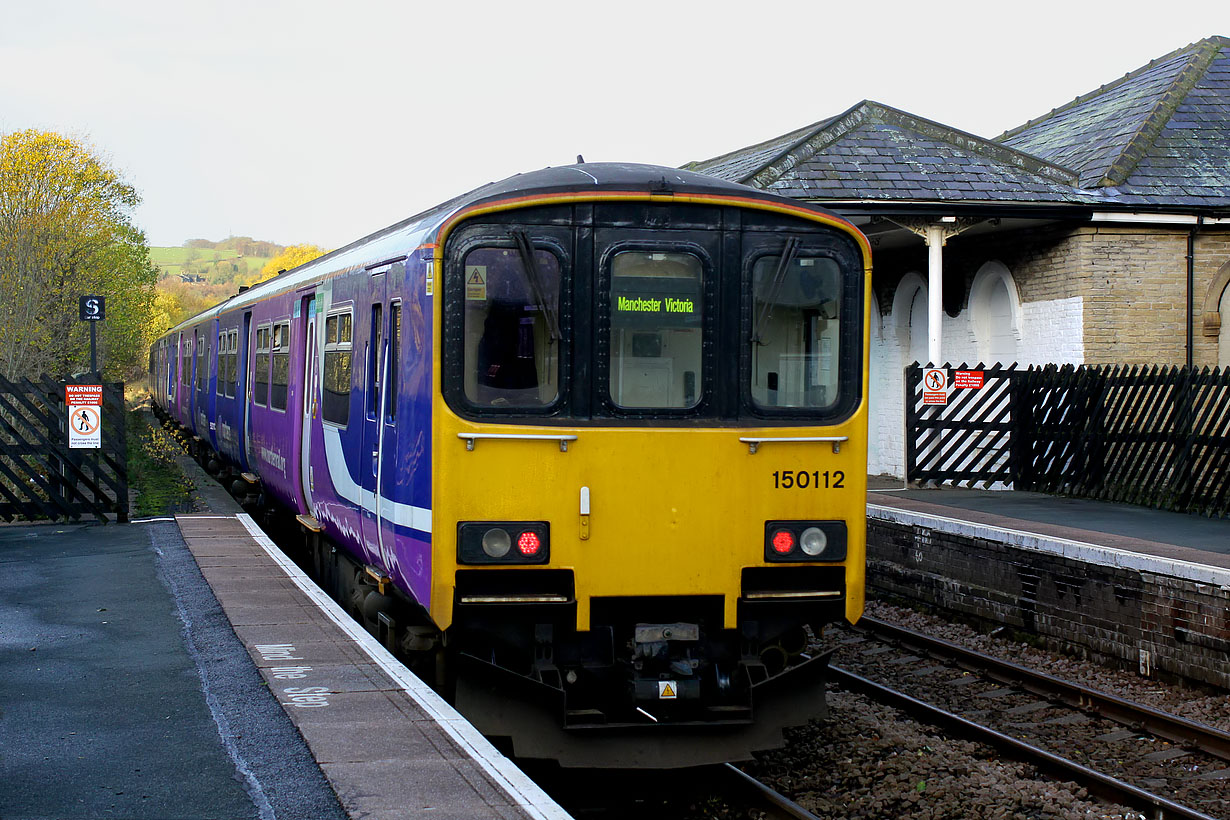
772, 470, 844, 489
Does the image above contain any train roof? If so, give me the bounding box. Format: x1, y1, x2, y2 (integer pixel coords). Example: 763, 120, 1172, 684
159, 162, 856, 338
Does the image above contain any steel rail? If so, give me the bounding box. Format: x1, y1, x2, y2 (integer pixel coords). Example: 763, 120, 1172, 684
830, 664, 1221, 820
722, 763, 821, 820
857, 615, 1230, 761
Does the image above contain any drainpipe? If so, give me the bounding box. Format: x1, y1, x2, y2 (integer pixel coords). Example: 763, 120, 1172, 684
1186, 217, 1203, 368
926, 224, 945, 366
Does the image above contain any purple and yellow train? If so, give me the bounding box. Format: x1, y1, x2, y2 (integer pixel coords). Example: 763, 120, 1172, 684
151, 163, 872, 767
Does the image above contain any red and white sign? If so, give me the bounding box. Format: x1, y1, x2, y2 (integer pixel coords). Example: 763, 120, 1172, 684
66, 385, 103, 449
922, 367, 948, 405
954, 370, 985, 389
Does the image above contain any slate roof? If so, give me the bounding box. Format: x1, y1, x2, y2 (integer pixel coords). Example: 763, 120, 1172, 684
686, 36, 1230, 212
999, 36, 1230, 206
686, 102, 1096, 205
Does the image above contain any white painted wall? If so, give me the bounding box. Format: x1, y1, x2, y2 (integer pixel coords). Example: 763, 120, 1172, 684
868, 261, 1085, 478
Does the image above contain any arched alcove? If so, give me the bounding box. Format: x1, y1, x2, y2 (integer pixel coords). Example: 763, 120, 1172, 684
969, 261, 1022, 365
892, 272, 928, 366
1202, 259, 1230, 367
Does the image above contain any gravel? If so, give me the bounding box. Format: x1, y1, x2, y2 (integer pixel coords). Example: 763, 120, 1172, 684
861, 600, 1230, 734
679, 596, 1230, 819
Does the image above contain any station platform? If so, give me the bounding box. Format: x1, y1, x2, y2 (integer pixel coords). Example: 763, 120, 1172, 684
867, 478, 1230, 569
0, 510, 571, 820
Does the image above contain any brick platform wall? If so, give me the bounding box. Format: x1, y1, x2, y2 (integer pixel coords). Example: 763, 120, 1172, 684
867, 506, 1230, 690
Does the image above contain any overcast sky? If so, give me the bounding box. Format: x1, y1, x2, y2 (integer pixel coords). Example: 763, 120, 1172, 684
3, 1, 1226, 249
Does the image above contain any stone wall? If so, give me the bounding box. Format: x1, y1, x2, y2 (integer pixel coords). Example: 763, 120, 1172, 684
866, 504, 1230, 690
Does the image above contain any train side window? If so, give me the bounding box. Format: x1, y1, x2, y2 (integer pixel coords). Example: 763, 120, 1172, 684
323, 310, 352, 426
271, 321, 291, 411
462, 245, 561, 407
607, 251, 703, 409
253, 326, 270, 406
749, 253, 842, 410
367, 304, 383, 418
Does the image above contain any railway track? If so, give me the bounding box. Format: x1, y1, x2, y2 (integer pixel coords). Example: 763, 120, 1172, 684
722, 763, 821, 819
831, 616, 1230, 820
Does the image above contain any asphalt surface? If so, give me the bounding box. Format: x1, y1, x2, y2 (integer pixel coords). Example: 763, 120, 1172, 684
0, 519, 347, 820
868, 486, 1230, 554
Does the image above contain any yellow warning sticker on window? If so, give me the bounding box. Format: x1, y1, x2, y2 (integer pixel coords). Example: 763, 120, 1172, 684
658, 681, 677, 699
465, 265, 487, 301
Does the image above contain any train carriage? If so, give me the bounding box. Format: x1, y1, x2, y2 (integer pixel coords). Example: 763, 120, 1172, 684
152, 163, 872, 768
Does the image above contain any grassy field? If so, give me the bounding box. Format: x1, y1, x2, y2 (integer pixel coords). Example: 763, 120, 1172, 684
150, 247, 276, 282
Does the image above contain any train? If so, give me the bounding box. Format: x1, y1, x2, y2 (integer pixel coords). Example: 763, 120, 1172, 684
150, 162, 872, 768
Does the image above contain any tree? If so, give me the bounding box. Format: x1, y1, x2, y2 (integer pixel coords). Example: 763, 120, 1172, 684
0, 129, 159, 379
256, 243, 329, 284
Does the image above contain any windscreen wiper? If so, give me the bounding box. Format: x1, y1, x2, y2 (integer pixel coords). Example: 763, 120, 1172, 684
510, 229, 561, 343
751, 237, 800, 345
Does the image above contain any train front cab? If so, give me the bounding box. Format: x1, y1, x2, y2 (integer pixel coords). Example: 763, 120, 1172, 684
430, 197, 871, 767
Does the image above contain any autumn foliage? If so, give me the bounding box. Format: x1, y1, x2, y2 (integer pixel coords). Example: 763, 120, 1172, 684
256, 243, 328, 283
0, 129, 159, 379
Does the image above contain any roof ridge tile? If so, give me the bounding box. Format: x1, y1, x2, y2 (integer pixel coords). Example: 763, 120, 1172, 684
1099, 38, 1226, 186
996, 35, 1226, 142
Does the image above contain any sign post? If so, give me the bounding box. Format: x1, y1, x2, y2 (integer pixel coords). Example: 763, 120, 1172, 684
66, 385, 103, 449
79, 295, 106, 374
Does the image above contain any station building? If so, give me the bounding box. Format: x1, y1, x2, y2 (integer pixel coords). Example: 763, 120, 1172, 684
687, 35, 1230, 478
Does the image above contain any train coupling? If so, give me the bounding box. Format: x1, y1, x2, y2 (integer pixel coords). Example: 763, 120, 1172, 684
631, 622, 707, 702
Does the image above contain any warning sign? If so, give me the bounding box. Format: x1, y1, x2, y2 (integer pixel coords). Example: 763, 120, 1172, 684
464, 265, 487, 301
954, 370, 985, 389
922, 367, 948, 406
658, 681, 677, 699
66, 385, 103, 449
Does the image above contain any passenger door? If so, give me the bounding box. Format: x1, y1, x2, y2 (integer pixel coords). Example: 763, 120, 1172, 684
299, 294, 318, 514
360, 273, 388, 563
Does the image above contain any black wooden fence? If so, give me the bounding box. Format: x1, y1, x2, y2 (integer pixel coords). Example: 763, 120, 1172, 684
906, 363, 1230, 517
0, 375, 128, 522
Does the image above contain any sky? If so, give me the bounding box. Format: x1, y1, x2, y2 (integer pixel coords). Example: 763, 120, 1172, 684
3, 1, 1227, 250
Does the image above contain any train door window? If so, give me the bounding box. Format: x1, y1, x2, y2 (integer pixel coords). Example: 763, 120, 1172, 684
216, 331, 227, 396
253, 325, 270, 406
322, 310, 352, 426
367, 304, 383, 418
607, 251, 703, 409
749, 250, 842, 410
225, 329, 239, 398
386, 302, 401, 423
462, 245, 562, 407
195, 334, 205, 391
179, 335, 189, 390
270, 321, 291, 411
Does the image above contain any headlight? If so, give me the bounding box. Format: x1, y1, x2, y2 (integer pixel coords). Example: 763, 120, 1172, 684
459, 522, 550, 565
799, 527, 828, 556
763, 521, 846, 562
481, 528, 511, 558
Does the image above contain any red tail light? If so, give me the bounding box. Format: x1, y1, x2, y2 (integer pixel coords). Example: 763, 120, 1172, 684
771, 530, 795, 554
517, 531, 542, 556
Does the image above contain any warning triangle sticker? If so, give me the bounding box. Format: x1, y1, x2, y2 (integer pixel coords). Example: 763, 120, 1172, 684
467, 269, 485, 285
659, 683, 676, 699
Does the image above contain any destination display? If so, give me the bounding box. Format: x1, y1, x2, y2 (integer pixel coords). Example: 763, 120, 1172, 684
612, 279, 701, 328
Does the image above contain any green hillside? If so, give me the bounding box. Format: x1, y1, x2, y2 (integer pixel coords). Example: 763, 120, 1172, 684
151, 241, 280, 288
